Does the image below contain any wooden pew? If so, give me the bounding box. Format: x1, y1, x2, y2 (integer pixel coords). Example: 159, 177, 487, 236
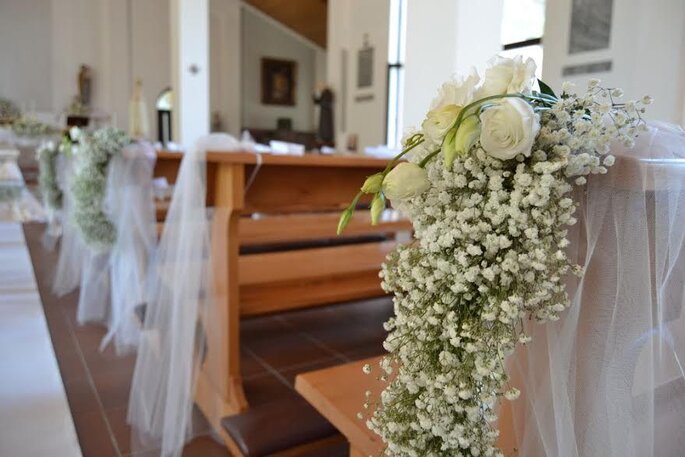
153, 151, 410, 454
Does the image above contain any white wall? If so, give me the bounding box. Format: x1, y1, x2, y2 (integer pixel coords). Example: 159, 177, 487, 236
543, 0, 685, 125
49, 0, 104, 118
0, 0, 171, 136
131, 0, 171, 137
240, 6, 318, 131
327, 0, 390, 151
171, 0, 209, 145
210, 0, 242, 136
403, 0, 503, 132
0, 0, 53, 112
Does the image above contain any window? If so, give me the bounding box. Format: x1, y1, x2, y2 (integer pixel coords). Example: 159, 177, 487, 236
156, 88, 173, 144
500, 0, 545, 78
385, 0, 407, 149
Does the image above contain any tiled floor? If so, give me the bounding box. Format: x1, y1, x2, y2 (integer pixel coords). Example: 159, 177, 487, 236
23, 223, 391, 457
0, 223, 81, 457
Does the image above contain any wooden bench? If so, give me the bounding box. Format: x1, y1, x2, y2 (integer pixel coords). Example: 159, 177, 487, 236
153, 151, 410, 455
295, 357, 387, 457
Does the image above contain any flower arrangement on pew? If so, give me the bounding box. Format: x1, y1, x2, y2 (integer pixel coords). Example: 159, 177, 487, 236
339, 56, 650, 456
36, 141, 63, 211
10, 117, 57, 138
71, 127, 131, 250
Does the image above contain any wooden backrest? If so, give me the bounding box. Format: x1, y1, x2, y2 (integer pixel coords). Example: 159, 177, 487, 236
153, 151, 410, 316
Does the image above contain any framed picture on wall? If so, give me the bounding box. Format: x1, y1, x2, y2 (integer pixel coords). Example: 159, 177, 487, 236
261, 57, 297, 106
357, 35, 374, 89
569, 0, 614, 54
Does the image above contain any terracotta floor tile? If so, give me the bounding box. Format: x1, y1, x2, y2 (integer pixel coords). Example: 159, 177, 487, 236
63, 377, 101, 415
181, 436, 229, 457
124, 449, 160, 457
240, 349, 267, 379
240, 315, 293, 344
278, 306, 356, 332
245, 331, 334, 370
71, 410, 119, 457
104, 406, 133, 454
105, 405, 163, 456
300, 440, 349, 457
48, 323, 80, 360
303, 324, 385, 358
279, 357, 345, 385
243, 373, 295, 406
84, 346, 137, 376
343, 344, 386, 362
91, 363, 134, 410
55, 349, 88, 383
72, 323, 109, 355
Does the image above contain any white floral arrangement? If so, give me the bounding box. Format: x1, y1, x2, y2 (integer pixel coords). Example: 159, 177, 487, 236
71, 127, 130, 250
11, 117, 57, 138
339, 56, 649, 456
36, 141, 63, 210
0, 98, 21, 124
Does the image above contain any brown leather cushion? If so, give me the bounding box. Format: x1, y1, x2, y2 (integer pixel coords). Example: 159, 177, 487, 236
221, 396, 338, 457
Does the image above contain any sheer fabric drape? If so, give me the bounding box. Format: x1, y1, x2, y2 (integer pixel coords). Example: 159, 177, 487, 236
52, 153, 87, 297
54, 141, 156, 356
101, 142, 157, 353
128, 134, 245, 457
507, 122, 685, 456
76, 142, 156, 353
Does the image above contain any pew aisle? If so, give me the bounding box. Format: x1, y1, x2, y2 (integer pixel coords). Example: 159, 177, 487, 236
22, 221, 384, 456
0, 223, 81, 457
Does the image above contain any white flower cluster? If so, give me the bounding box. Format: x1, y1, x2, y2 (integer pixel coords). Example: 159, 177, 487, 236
11, 117, 56, 138
360, 58, 647, 456
36, 141, 63, 210
71, 127, 130, 250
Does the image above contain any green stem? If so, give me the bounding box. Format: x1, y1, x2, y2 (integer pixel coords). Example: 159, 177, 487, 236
349, 190, 363, 209
383, 136, 425, 174
418, 148, 442, 168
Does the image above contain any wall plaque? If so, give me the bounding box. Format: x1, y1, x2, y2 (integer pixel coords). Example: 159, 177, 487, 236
569, 0, 614, 54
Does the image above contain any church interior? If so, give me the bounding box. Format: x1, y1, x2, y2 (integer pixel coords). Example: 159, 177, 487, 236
1, 1, 685, 456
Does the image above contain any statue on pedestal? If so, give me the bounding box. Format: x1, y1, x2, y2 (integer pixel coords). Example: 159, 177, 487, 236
78, 65, 92, 108
313, 83, 334, 146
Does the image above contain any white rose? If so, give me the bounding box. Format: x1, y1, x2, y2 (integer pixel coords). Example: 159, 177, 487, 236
430, 69, 480, 110
421, 104, 460, 144
479, 98, 540, 160
382, 162, 430, 200
477, 55, 537, 98
69, 126, 82, 141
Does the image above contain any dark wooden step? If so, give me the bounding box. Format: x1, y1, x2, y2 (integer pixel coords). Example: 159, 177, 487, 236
221, 396, 340, 457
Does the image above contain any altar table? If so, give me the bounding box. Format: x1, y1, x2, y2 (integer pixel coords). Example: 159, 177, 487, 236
153, 151, 411, 446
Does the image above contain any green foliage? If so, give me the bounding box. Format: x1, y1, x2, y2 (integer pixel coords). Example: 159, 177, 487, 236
71, 128, 130, 250
537, 78, 557, 98
37, 142, 63, 210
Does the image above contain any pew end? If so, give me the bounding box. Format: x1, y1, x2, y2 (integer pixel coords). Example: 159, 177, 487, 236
153, 151, 409, 454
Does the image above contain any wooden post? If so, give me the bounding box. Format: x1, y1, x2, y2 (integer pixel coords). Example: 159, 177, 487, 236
195, 162, 248, 429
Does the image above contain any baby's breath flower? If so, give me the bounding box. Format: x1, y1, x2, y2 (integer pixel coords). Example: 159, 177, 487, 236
368, 72, 643, 456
